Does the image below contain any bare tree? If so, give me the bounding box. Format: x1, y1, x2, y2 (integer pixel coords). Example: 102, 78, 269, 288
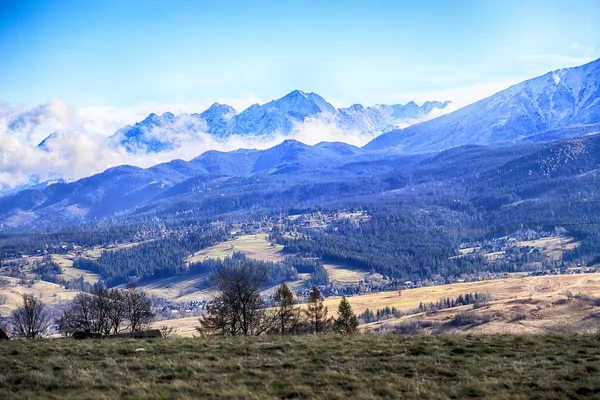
58, 286, 152, 336
11, 294, 50, 339
125, 286, 154, 332
197, 298, 236, 336
57, 292, 97, 335
198, 261, 274, 336
91, 285, 113, 335
107, 289, 128, 334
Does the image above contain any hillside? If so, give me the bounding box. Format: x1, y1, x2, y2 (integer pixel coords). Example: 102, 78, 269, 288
1, 130, 596, 231
154, 273, 600, 337
1, 335, 599, 399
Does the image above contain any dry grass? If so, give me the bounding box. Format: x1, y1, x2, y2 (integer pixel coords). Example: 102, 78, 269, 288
323, 263, 368, 284
319, 274, 600, 317
515, 236, 581, 261
458, 235, 580, 262
1, 335, 599, 399
52, 255, 101, 284
361, 274, 600, 334
119, 273, 212, 302
159, 273, 600, 337
0, 277, 78, 317
187, 234, 285, 264
151, 316, 201, 337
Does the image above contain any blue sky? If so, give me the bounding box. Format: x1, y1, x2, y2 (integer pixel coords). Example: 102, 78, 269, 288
1, 0, 599, 110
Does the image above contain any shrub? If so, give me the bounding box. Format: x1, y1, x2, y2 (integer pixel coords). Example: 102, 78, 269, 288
452, 311, 478, 326
511, 313, 527, 322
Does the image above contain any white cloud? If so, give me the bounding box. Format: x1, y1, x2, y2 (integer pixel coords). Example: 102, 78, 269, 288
390, 81, 521, 107
0, 97, 365, 191
0, 93, 456, 192
518, 54, 594, 65
289, 117, 371, 147
5, 97, 77, 143
77, 92, 262, 139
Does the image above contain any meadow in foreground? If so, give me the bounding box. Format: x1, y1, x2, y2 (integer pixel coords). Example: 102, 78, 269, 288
1, 334, 600, 399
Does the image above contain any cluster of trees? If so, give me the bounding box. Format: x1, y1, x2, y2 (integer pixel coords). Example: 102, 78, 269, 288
73, 230, 228, 286
4, 285, 155, 339
360, 292, 492, 324
197, 262, 358, 336
283, 256, 329, 285
417, 292, 491, 313
360, 306, 402, 323
272, 205, 480, 281
57, 284, 155, 336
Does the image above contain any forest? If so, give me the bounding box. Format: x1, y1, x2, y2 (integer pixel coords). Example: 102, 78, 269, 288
2, 136, 600, 287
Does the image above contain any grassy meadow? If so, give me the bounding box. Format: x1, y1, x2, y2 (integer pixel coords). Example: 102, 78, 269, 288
186, 234, 286, 264
1, 335, 600, 399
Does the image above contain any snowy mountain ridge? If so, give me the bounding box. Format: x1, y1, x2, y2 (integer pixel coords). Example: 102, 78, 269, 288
366, 58, 600, 152
100, 90, 455, 153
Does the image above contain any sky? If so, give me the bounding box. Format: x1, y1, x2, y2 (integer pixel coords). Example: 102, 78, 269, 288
0, 0, 599, 190
1, 0, 599, 110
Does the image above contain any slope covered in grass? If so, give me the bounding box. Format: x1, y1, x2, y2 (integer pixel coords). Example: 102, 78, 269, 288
1, 335, 600, 399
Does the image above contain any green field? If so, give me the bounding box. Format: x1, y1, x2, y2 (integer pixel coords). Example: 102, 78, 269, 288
1, 335, 599, 399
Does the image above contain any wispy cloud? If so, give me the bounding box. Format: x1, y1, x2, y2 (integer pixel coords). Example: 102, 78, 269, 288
0, 96, 371, 191
389, 80, 522, 107
77, 92, 262, 139
518, 54, 594, 65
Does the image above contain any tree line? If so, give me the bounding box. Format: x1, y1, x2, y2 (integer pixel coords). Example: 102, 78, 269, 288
196, 261, 358, 336
359, 292, 492, 324
73, 229, 228, 286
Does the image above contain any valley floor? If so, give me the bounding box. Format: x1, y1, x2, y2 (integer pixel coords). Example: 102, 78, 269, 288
1, 335, 600, 399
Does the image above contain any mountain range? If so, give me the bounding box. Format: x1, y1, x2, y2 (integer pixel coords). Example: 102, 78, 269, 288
3, 58, 600, 230
38, 92, 455, 153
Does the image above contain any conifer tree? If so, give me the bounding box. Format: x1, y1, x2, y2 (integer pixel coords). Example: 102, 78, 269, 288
305, 286, 330, 334
334, 296, 359, 334
274, 282, 298, 335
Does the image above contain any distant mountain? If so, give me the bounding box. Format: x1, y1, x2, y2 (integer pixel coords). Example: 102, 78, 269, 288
5, 127, 600, 231
228, 90, 337, 136
108, 112, 203, 153
0, 139, 383, 229
366, 58, 600, 153
194, 103, 236, 137
338, 101, 454, 133
107, 90, 453, 153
